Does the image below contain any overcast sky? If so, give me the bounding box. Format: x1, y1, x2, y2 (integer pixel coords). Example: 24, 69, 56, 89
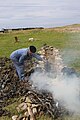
0, 0, 80, 29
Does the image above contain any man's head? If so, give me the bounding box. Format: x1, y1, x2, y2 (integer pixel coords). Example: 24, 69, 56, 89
29, 46, 36, 53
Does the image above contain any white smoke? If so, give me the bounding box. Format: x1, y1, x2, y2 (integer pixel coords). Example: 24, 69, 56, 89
61, 49, 80, 65
30, 70, 80, 114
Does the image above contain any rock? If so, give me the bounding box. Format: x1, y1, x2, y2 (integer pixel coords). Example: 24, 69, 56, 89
16, 103, 27, 113
0, 108, 4, 116
2, 84, 5, 89
12, 115, 18, 120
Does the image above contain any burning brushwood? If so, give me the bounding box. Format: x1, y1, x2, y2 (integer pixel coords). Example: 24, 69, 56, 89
11, 89, 64, 120
16, 102, 27, 113
26, 97, 36, 120
37, 44, 65, 75
12, 115, 18, 120
0, 45, 78, 120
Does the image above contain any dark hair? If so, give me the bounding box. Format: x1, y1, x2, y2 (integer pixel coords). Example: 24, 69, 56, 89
29, 46, 36, 53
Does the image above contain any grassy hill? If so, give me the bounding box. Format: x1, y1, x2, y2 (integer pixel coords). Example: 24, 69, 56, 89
0, 24, 80, 120
0, 24, 80, 72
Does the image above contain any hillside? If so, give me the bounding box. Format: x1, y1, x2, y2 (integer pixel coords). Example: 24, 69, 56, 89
0, 24, 80, 120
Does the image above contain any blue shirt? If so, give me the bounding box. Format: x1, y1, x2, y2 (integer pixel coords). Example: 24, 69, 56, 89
10, 48, 42, 65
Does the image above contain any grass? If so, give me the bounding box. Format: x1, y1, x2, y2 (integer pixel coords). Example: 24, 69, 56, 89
0, 98, 19, 120
62, 115, 80, 120
0, 26, 80, 71
0, 29, 69, 57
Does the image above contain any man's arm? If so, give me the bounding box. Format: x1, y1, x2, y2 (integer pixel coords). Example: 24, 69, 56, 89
32, 53, 43, 61
32, 53, 46, 62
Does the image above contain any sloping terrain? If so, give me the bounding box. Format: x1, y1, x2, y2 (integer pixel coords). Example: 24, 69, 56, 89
0, 46, 69, 120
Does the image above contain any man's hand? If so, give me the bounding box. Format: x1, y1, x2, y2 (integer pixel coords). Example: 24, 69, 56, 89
40, 55, 47, 63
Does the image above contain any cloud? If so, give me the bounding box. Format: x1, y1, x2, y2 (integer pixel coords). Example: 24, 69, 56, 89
0, 0, 80, 29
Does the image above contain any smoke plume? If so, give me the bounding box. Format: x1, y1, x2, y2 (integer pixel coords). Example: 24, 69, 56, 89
30, 70, 80, 114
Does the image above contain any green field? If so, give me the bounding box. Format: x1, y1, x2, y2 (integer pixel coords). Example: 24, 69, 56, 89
0, 24, 80, 120
0, 28, 67, 57
0, 24, 80, 72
